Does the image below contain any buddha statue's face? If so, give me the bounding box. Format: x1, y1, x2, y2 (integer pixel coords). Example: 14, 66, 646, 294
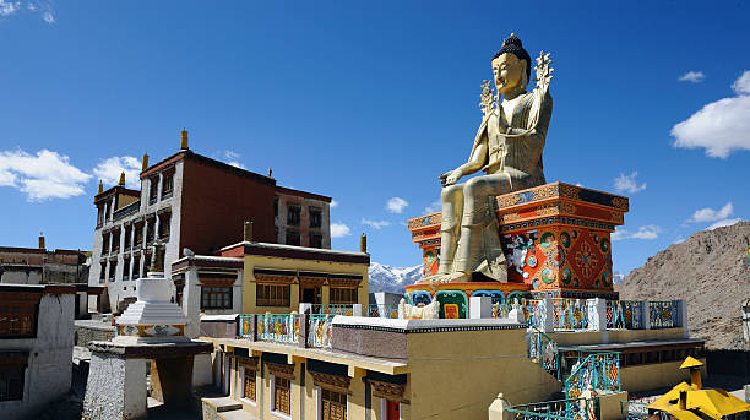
492, 53, 526, 94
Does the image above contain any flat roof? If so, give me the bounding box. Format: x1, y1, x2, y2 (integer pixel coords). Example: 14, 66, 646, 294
223, 241, 369, 260
204, 337, 408, 375
559, 338, 705, 353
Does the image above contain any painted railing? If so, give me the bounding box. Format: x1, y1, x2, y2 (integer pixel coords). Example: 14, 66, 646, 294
523, 299, 542, 326
649, 300, 677, 329
308, 314, 334, 348
256, 314, 300, 344
492, 303, 510, 319
619, 401, 648, 420
552, 299, 589, 330
506, 398, 596, 420
565, 352, 620, 399
311, 304, 356, 315
608, 300, 643, 330
238, 314, 253, 337
528, 329, 560, 380
202, 401, 229, 420
366, 304, 399, 319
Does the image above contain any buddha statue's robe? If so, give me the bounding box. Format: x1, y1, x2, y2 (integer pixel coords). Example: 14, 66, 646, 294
438, 87, 553, 281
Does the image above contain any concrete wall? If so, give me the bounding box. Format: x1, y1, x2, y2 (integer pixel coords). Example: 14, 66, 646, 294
75, 320, 115, 346
0, 267, 43, 284
548, 327, 687, 346
406, 328, 561, 420
0, 293, 75, 420
83, 353, 147, 420
620, 359, 706, 393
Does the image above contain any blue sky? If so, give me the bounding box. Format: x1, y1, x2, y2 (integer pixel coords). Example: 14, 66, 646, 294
1, 1, 749, 275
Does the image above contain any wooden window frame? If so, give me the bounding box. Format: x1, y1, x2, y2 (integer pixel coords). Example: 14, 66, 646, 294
158, 212, 171, 241
286, 229, 300, 246
309, 233, 323, 249
161, 169, 175, 198
200, 287, 233, 310
287, 205, 301, 226
240, 366, 257, 404
0, 366, 26, 402
271, 375, 292, 417
309, 207, 322, 229
0, 296, 40, 338
256, 284, 290, 307
330, 288, 357, 305
149, 176, 159, 203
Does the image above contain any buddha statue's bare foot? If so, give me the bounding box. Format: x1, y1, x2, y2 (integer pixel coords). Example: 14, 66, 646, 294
417, 272, 472, 284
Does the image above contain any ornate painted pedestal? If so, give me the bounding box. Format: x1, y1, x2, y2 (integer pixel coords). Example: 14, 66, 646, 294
405, 182, 629, 317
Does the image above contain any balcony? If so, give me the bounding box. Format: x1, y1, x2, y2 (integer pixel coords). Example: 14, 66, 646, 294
113, 201, 140, 222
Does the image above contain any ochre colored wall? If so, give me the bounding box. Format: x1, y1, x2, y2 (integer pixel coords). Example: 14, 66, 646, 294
405, 328, 561, 420
548, 328, 686, 346
179, 157, 277, 257
243, 255, 369, 314
620, 359, 706, 393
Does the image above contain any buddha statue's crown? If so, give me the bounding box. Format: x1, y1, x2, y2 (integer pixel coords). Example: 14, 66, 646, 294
494, 33, 532, 79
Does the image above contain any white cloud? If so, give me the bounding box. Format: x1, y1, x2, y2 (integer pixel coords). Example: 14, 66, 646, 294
611, 225, 662, 240
630, 225, 662, 240
330, 223, 350, 238
214, 150, 246, 169
386, 197, 408, 213
0, 149, 92, 201
707, 218, 742, 230
330, 200, 339, 208
0, 1, 20, 16
610, 227, 627, 241
362, 218, 390, 229
672, 70, 750, 158
92, 156, 142, 189
424, 200, 440, 213
688, 202, 733, 223
678, 71, 705, 83
42, 10, 52, 23
732, 71, 750, 95
613, 172, 646, 194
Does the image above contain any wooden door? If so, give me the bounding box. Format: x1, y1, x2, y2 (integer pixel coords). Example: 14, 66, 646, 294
387, 400, 400, 420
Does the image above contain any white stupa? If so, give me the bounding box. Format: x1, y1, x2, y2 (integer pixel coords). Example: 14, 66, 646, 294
113, 245, 190, 344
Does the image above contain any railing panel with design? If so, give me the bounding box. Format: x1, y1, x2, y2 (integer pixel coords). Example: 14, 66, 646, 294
308, 314, 334, 348
523, 299, 542, 326
256, 314, 300, 344
202, 401, 228, 420
311, 304, 356, 315
552, 299, 589, 330
620, 401, 648, 420
506, 398, 595, 420
238, 314, 253, 337
565, 352, 621, 399
528, 330, 560, 380
649, 300, 677, 329
365, 304, 399, 319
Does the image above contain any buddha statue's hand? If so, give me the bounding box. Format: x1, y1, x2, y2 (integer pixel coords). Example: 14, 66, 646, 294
445, 168, 463, 186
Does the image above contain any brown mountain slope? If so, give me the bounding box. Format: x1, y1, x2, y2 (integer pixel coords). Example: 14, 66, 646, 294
615, 221, 750, 350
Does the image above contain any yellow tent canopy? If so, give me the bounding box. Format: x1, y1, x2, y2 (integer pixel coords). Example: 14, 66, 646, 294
648, 385, 750, 420
680, 357, 704, 370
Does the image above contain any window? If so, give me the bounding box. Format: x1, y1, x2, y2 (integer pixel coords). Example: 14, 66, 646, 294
162, 170, 174, 198
134, 222, 144, 247
112, 229, 121, 253
102, 233, 110, 254
287, 205, 301, 226
0, 302, 37, 337
274, 197, 279, 217
201, 287, 232, 310
124, 225, 132, 249
243, 368, 256, 402
257, 284, 290, 307
142, 254, 150, 278
133, 255, 140, 280
321, 388, 347, 420
149, 177, 159, 203
330, 288, 357, 305
158, 212, 171, 240
108, 261, 117, 280
99, 262, 106, 281
145, 218, 155, 244
286, 230, 300, 246
273, 377, 291, 416
123, 257, 131, 280
309, 234, 323, 249
310, 207, 322, 228
0, 368, 25, 402
96, 205, 104, 228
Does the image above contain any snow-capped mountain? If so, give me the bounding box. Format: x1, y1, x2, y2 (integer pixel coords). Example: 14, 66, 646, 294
368, 262, 423, 293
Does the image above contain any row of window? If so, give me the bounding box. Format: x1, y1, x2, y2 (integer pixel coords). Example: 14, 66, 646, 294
149, 169, 175, 203
256, 285, 358, 307
276, 202, 323, 229
284, 231, 323, 248
99, 253, 151, 282
101, 212, 171, 255
240, 367, 348, 420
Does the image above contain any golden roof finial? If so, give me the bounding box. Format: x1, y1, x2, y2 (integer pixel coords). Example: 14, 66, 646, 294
118, 172, 126, 186
142, 151, 149, 171
181, 129, 189, 150
97, 179, 103, 194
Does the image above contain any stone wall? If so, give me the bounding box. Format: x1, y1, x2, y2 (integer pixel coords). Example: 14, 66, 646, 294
83, 353, 147, 420
75, 320, 115, 347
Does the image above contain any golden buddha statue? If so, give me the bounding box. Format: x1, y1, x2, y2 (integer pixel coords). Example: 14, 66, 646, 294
427, 34, 553, 283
